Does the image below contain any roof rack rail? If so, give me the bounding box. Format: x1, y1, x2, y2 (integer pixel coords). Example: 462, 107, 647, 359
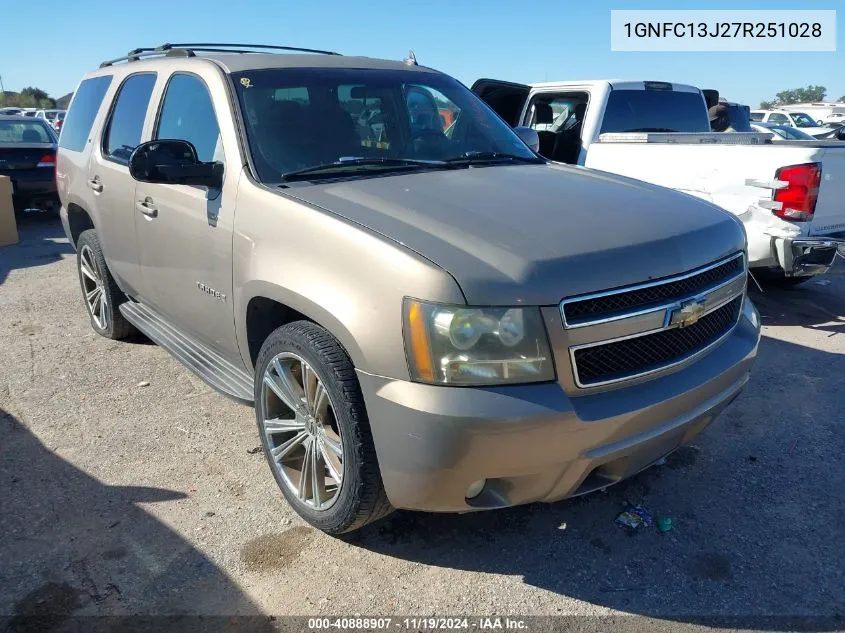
100, 42, 341, 68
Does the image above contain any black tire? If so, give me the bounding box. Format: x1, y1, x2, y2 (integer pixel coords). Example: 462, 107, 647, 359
76, 229, 135, 340
254, 321, 392, 534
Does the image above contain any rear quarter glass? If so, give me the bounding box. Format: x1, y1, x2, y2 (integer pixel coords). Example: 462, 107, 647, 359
60, 76, 113, 152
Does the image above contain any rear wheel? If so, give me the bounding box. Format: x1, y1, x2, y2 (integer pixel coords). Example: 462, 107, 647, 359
76, 230, 134, 339
254, 321, 392, 534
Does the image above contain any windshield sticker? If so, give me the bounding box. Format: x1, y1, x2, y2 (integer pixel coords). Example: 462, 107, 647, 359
240, 77, 252, 89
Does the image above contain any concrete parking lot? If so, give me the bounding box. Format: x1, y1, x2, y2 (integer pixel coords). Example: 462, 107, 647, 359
1, 214, 844, 629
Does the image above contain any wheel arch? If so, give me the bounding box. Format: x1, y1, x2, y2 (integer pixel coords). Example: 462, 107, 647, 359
66, 202, 96, 247
238, 281, 366, 373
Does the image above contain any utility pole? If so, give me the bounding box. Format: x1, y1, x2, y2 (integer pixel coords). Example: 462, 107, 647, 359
0, 74, 4, 94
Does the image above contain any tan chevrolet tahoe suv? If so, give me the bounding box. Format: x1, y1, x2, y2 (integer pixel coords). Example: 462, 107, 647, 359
57, 43, 761, 534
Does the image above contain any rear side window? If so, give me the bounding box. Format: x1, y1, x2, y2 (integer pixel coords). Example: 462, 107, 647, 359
103, 73, 157, 162
156, 74, 221, 163
59, 75, 112, 152
749, 112, 764, 121
599, 89, 710, 134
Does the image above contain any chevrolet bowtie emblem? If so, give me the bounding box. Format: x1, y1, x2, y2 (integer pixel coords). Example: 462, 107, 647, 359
670, 299, 706, 328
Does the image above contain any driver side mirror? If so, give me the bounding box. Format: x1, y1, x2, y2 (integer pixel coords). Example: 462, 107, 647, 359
513, 126, 540, 153
129, 140, 223, 188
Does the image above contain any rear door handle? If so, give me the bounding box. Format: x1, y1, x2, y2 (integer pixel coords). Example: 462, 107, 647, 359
136, 197, 158, 218
87, 178, 103, 193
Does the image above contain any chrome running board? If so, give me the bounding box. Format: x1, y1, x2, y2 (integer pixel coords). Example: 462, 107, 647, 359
120, 301, 254, 404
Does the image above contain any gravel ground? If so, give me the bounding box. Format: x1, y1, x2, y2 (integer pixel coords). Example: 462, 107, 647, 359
1, 215, 843, 630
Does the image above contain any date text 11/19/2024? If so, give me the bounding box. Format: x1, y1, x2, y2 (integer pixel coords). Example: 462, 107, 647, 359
307, 617, 528, 630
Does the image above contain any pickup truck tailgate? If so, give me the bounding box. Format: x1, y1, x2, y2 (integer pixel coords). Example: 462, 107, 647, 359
810, 147, 845, 236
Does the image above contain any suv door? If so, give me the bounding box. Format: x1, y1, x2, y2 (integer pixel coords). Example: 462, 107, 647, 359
86, 72, 157, 294
134, 71, 240, 362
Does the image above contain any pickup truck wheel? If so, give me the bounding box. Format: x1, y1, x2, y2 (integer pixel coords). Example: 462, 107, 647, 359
76, 230, 134, 340
255, 321, 392, 535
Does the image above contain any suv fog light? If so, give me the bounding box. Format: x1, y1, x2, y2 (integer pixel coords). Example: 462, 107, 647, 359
466, 479, 486, 499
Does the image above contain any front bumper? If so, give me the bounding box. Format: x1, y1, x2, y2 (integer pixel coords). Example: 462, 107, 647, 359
774, 235, 845, 277
358, 299, 760, 512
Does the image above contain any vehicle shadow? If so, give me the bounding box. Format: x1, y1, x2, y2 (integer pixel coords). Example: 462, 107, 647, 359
0, 408, 275, 633
0, 214, 74, 286
748, 262, 845, 335
347, 334, 845, 627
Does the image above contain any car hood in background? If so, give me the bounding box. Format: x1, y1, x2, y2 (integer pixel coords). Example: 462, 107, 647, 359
284, 164, 745, 305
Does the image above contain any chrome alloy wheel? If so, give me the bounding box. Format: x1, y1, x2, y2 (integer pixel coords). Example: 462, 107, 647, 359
79, 244, 108, 330
261, 352, 344, 510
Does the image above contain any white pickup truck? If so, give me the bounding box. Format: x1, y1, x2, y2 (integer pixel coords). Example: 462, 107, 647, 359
472, 79, 845, 285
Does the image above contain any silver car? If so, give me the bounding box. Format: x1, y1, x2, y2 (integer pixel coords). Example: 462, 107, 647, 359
57, 43, 760, 534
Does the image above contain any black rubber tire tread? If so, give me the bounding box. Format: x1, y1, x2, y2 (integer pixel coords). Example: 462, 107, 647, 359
254, 320, 392, 534
76, 229, 135, 340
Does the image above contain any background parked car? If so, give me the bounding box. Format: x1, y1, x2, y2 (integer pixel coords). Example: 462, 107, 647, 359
750, 109, 831, 137
34, 109, 67, 132
0, 114, 59, 212
750, 121, 817, 141
0, 107, 24, 116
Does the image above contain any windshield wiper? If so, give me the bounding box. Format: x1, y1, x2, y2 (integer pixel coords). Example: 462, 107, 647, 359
444, 151, 545, 165
280, 157, 451, 182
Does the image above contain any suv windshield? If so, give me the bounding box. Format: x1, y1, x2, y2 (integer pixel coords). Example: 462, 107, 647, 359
600, 89, 710, 134
789, 112, 816, 128
231, 68, 540, 182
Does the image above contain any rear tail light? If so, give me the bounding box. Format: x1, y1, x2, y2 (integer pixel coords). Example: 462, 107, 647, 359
37, 152, 55, 168
771, 162, 821, 221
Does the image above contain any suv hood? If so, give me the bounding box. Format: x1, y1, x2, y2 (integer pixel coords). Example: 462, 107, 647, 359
284, 164, 745, 305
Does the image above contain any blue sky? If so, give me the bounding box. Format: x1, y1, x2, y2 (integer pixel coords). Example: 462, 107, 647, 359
0, 0, 842, 106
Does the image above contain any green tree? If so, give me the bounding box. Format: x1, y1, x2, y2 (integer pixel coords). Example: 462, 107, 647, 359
759, 85, 827, 109
0, 87, 56, 109
839, 96, 845, 103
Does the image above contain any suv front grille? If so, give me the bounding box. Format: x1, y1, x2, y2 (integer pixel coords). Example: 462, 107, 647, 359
563, 255, 743, 326
572, 296, 742, 387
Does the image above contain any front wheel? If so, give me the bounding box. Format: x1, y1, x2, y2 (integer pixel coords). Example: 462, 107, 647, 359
254, 321, 392, 534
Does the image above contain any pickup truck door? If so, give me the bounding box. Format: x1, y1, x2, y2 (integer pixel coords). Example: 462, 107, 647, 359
470, 79, 531, 127
133, 70, 242, 365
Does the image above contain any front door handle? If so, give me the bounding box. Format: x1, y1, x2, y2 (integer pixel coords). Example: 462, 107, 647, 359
87, 178, 103, 193
136, 197, 158, 218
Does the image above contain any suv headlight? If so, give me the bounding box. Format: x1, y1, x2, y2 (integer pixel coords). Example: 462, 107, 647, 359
403, 299, 555, 385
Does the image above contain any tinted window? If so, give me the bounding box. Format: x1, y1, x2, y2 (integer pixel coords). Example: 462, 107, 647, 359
232, 68, 539, 182
156, 74, 221, 162
59, 75, 112, 152
600, 89, 710, 134
103, 73, 156, 162
768, 113, 789, 124
0, 120, 54, 143
749, 112, 764, 121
